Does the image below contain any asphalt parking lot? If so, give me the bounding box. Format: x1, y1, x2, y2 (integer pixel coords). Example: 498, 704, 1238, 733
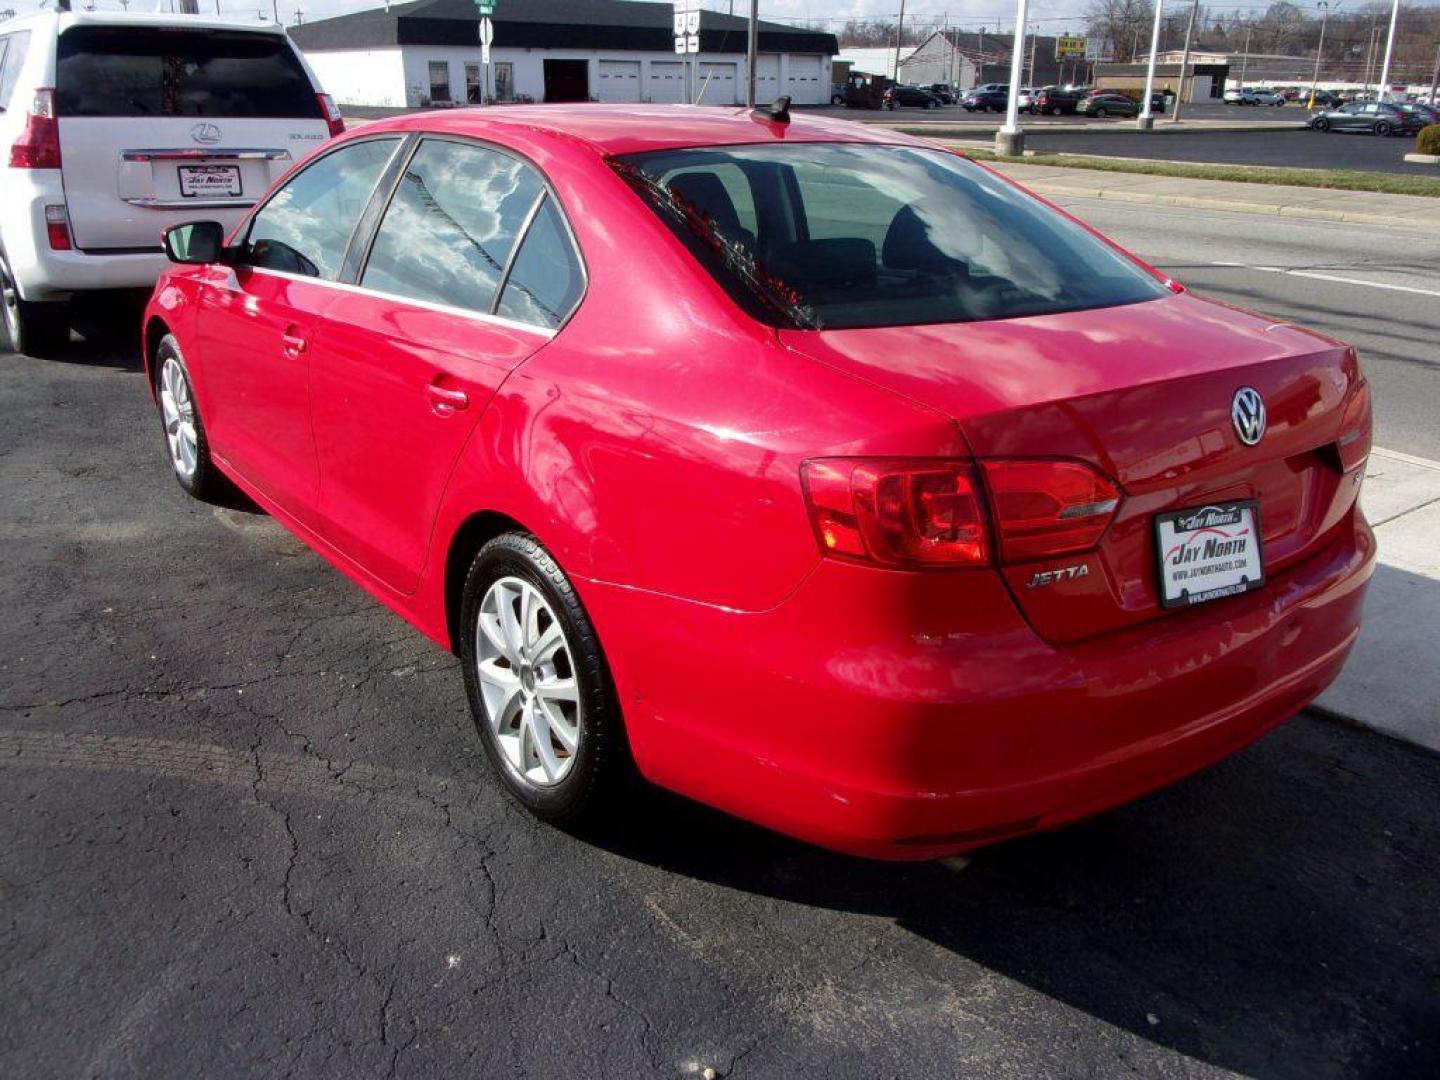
1017, 127, 1432, 175
3, 214, 1439, 1077
810, 100, 1299, 126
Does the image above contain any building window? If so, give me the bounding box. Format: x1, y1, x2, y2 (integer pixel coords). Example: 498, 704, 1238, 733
428, 60, 451, 103
465, 62, 481, 104
494, 62, 513, 102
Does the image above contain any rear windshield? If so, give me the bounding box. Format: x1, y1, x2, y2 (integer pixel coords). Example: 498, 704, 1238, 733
56, 27, 319, 119
614, 143, 1169, 330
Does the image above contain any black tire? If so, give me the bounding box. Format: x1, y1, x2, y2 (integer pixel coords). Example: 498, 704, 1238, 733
153, 333, 229, 502
1095, 107, 1108, 117
1313, 117, 1330, 131
831, 94, 844, 106
459, 531, 630, 828
0, 254, 69, 358
1374, 120, 1392, 136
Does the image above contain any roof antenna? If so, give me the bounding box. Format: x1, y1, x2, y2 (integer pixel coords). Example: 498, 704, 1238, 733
751, 94, 791, 124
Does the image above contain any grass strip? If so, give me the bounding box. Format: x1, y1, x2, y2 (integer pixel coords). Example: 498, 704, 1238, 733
959, 149, 1440, 198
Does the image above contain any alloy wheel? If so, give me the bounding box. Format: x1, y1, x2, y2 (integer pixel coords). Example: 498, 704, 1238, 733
0, 262, 19, 348
475, 576, 581, 786
159, 355, 199, 479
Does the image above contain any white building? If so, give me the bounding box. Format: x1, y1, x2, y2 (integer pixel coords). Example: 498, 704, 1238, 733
290, 0, 839, 109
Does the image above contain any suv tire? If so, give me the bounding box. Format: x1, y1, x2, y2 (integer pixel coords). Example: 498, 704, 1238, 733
1, 255, 69, 358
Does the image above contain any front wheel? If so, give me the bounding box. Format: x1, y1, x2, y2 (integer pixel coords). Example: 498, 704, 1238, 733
0, 255, 69, 358
1313, 117, 1330, 131
460, 532, 630, 828
1095, 107, 1108, 117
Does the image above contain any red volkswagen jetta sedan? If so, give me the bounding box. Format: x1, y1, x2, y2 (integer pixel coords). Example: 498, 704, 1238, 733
142, 106, 1374, 859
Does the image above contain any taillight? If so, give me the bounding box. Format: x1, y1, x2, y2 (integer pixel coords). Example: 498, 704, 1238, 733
801, 457, 1121, 569
10, 89, 61, 170
801, 459, 989, 567
44, 205, 71, 250
981, 460, 1120, 563
316, 93, 345, 137
1336, 380, 1371, 472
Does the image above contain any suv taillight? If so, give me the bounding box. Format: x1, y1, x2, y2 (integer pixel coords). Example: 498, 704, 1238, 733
316, 93, 345, 137
10, 89, 61, 170
801, 458, 1121, 569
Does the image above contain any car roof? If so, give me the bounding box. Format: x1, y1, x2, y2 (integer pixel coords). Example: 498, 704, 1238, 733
4, 10, 290, 34
355, 104, 928, 157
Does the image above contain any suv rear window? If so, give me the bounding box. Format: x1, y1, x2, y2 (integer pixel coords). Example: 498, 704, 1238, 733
614, 143, 1169, 330
56, 27, 320, 119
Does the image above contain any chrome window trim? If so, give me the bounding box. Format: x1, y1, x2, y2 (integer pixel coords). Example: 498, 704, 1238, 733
245, 265, 558, 340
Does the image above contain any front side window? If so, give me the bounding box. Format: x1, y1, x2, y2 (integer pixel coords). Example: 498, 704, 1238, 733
55, 27, 320, 118
428, 61, 451, 103
361, 139, 544, 314
247, 138, 400, 279
615, 143, 1169, 330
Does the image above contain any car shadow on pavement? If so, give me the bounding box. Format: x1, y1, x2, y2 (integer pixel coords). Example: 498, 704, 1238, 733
591, 711, 1440, 1078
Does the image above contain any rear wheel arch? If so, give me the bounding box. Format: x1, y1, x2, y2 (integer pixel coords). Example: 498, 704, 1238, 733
144, 316, 172, 394
443, 509, 532, 654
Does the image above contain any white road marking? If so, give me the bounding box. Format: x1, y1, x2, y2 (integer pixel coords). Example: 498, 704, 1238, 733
1208, 260, 1440, 298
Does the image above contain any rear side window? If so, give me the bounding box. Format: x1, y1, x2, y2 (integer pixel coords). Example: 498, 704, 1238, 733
615, 143, 1169, 330
247, 138, 400, 279
55, 27, 320, 119
0, 31, 30, 111
361, 139, 544, 314
496, 196, 585, 329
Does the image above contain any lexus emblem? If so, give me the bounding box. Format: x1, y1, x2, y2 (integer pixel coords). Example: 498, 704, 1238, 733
1231, 387, 1267, 446
190, 122, 222, 145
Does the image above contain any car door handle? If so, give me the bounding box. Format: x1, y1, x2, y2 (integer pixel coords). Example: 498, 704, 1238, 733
426, 383, 470, 416
281, 328, 309, 358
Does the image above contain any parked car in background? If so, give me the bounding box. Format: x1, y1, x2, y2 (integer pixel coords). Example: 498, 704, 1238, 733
884, 84, 942, 110
1016, 87, 1035, 111
1309, 101, 1426, 136
1398, 102, 1440, 127
962, 88, 1008, 112
0, 9, 342, 356
143, 106, 1374, 860
842, 71, 890, 110
928, 84, 956, 104
1224, 88, 1284, 106
1308, 90, 1344, 108
1032, 87, 1083, 115
830, 82, 846, 105
1080, 91, 1139, 117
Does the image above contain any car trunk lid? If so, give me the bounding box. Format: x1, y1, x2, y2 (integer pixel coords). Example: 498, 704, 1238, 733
780, 292, 1367, 642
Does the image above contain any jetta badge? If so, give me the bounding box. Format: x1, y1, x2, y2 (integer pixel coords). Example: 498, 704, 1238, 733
190, 122, 222, 145
1231, 387, 1267, 446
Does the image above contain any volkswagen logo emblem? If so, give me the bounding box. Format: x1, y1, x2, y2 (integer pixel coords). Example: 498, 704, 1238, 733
1231, 387, 1267, 446
190, 123, 222, 145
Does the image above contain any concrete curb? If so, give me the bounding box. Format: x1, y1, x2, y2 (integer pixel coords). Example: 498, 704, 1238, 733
999, 178, 1440, 231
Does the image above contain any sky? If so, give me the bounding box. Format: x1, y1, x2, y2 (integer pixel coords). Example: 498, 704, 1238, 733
3, 0, 1437, 35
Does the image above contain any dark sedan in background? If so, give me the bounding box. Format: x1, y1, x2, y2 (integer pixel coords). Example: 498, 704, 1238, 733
1310, 101, 1426, 136
1032, 87, 1083, 115
1080, 91, 1139, 117
883, 85, 943, 109
962, 89, 1008, 112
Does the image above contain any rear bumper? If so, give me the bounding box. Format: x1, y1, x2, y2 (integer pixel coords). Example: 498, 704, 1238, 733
582, 508, 1375, 860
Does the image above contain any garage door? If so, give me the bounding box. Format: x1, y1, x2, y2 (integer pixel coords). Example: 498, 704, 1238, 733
784, 54, 823, 104
754, 54, 779, 102
598, 60, 641, 103
695, 62, 738, 105
648, 60, 686, 103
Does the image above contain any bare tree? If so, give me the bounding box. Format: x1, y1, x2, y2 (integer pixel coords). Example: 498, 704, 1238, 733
1085, 0, 1156, 62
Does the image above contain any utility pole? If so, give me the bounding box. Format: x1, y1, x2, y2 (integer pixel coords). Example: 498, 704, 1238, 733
995, 0, 1030, 156
1027, 24, 1037, 87
1238, 24, 1252, 89
1375, 0, 1400, 102
1137, 0, 1164, 130
893, 0, 907, 82
1307, 2, 1336, 108
745, 0, 758, 107
1429, 41, 1439, 107
1170, 0, 1199, 122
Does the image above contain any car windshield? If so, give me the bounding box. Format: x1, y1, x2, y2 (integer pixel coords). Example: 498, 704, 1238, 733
614, 143, 1168, 331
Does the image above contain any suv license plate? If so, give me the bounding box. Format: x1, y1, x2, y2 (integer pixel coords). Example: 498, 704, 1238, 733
1155, 501, 1264, 609
178, 165, 242, 199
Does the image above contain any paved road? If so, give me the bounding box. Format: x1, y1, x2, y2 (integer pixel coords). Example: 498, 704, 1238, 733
3, 248, 1439, 1076
1043, 198, 1440, 459
808, 101, 1297, 126
1020, 127, 1428, 175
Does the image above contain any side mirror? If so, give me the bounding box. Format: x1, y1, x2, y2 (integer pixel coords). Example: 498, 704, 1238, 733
162, 221, 226, 265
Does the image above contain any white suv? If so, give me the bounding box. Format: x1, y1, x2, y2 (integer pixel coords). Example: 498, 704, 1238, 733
0, 11, 342, 355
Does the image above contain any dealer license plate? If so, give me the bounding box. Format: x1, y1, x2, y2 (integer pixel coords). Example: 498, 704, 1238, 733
178, 165, 242, 199
1154, 501, 1264, 609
